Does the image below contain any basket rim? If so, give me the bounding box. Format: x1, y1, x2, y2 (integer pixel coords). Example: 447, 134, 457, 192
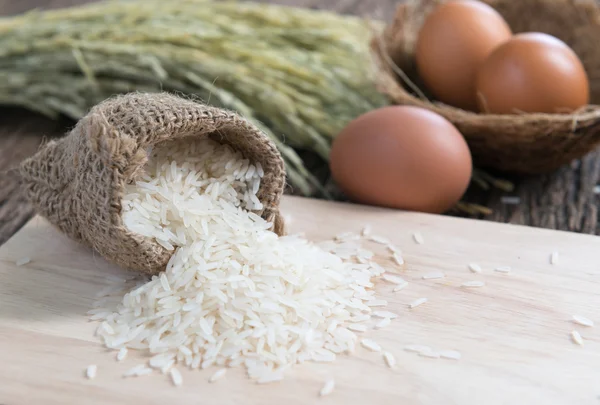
371, 0, 600, 129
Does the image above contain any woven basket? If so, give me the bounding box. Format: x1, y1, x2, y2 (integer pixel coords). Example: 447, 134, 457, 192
372, 0, 600, 174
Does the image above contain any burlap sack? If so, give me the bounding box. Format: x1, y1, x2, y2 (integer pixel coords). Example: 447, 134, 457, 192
19, 93, 286, 275
372, 0, 600, 174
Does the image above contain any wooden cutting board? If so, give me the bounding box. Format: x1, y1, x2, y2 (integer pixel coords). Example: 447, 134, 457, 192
1, 196, 599, 405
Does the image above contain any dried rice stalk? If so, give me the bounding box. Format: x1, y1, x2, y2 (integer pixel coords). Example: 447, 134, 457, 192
0, 0, 387, 196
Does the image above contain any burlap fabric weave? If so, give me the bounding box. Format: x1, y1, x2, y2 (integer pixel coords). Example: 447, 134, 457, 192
19, 93, 287, 275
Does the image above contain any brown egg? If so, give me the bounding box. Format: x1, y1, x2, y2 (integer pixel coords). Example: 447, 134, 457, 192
330, 106, 472, 214
415, 0, 512, 111
476, 33, 589, 114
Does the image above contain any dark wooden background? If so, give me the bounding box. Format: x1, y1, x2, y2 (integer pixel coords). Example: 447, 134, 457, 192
1, 0, 599, 246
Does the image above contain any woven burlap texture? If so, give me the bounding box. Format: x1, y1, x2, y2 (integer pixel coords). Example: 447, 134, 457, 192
19, 92, 287, 275
372, 0, 600, 174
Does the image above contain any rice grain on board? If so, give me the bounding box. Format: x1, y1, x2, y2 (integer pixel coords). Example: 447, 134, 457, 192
360, 339, 382, 352
374, 318, 391, 329
468, 263, 482, 273
372, 311, 398, 319
572, 315, 594, 327
393, 283, 408, 292
409, 298, 428, 309
392, 253, 404, 266
386, 244, 401, 254
170, 368, 183, 386
461, 281, 485, 288
439, 350, 461, 360
422, 272, 444, 280
382, 274, 405, 285
418, 349, 440, 359
413, 233, 424, 244
15, 257, 31, 266
124, 364, 148, 377
116, 348, 128, 362
320, 379, 335, 396
361, 225, 372, 237
90, 137, 392, 384
369, 235, 391, 245
85, 365, 97, 379
571, 330, 584, 346
209, 368, 227, 383
347, 324, 368, 333
403, 345, 431, 354
382, 351, 396, 368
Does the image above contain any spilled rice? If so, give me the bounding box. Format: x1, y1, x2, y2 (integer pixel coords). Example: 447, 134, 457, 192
83, 137, 585, 392
88, 138, 400, 386
85, 365, 97, 379
319, 379, 335, 396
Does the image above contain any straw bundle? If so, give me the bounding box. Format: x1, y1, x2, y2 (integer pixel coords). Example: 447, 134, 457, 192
0, 0, 387, 196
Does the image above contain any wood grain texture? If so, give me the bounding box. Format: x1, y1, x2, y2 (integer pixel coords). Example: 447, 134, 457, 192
0, 196, 599, 404
1, 0, 600, 245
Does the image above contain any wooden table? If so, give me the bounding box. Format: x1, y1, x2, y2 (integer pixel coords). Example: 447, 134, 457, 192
2, 196, 599, 404
1, 0, 599, 246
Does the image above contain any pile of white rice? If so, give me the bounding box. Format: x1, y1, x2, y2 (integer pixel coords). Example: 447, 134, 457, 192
90, 138, 394, 384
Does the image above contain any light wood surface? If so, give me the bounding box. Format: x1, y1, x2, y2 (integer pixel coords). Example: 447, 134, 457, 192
1, 196, 599, 404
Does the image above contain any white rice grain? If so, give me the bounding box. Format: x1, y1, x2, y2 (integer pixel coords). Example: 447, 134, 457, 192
382, 274, 405, 285
15, 257, 31, 266
116, 347, 128, 362
372, 311, 398, 319
393, 283, 408, 292
124, 364, 147, 378
403, 345, 431, 354
361, 225, 372, 237
386, 244, 401, 254
409, 298, 428, 309
209, 368, 227, 383
494, 266, 511, 273
418, 349, 440, 359
256, 372, 284, 384
382, 351, 396, 368
461, 281, 485, 288
347, 324, 368, 333
366, 299, 388, 307
135, 367, 153, 376
159, 273, 171, 291
572, 315, 594, 327
161, 360, 175, 374
360, 339, 382, 352
413, 232, 424, 244
319, 379, 335, 396
422, 272, 444, 280
369, 235, 390, 245
468, 263, 482, 273
170, 368, 183, 386
85, 365, 97, 379
550, 252, 559, 265
571, 330, 584, 346
439, 350, 461, 360
374, 318, 391, 329
392, 253, 404, 266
